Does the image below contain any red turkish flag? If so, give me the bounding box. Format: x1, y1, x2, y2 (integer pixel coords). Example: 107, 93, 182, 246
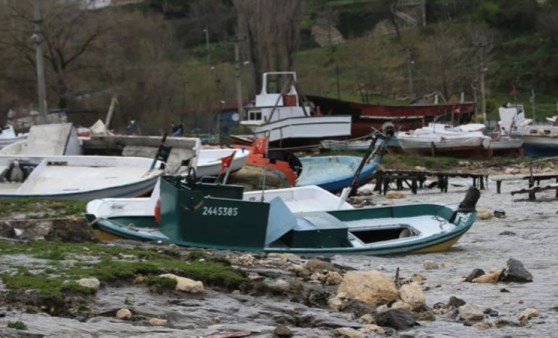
220, 151, 236, 172
252, 137, 268, 155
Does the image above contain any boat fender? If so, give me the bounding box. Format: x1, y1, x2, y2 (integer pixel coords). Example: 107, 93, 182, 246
154, 198, 161, 223
457, 187, 481, 212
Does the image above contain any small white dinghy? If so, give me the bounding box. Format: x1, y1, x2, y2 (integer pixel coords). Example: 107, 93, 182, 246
0, 155, 163, 200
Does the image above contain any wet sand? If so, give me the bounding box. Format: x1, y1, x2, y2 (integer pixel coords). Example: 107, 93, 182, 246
336, 177, 558, 337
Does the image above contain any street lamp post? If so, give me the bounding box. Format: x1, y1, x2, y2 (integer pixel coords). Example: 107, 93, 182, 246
404, 45, 415, 100
234, 39, 243, 121
478, 43, 487, 125
33, 0, 47, 122
216, 100, 225, 145
203, 28, 210, 67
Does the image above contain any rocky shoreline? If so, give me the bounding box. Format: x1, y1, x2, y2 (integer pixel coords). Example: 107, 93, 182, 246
0, 160, 556, 337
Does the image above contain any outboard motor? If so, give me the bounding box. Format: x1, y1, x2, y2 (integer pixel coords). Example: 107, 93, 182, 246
458, 186, 481, 212
7, 161, 24, 183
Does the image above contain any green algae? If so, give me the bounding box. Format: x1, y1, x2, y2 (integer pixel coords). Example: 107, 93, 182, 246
0, 199, 86, 218
0, 239, 247, 303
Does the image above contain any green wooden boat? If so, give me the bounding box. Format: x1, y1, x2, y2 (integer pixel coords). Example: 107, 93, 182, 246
86, 176, 480, 256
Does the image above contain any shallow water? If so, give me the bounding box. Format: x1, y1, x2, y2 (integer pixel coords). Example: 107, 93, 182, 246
335, 178, 558, 337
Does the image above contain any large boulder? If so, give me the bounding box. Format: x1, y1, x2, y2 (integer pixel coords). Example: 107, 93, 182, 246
500, 258, 533, 283
375, 309, 418, 330
337, 270, 399, 305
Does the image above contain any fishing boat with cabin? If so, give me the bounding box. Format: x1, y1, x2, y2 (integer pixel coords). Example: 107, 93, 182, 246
86, 175, 480, 256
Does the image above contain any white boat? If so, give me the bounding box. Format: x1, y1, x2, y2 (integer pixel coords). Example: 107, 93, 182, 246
320, 138, 373, 151
487, 134, 523, 154
498, 103, 558, 157
396, 123, 490, 156
2, 122, 201, 174
0, 123, 82, 155
196, 148, 249, 178
238, 72, 352, 147
0, 125, 28, 149
0, 155, 163, 200
86, 179, 353, 221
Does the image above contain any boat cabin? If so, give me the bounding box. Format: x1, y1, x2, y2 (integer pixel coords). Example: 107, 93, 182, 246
241, 72, 313, 126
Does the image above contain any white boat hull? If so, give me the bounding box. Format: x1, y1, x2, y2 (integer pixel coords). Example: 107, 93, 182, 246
396, 123, 490, 155
243, 116, 352, 143
0, 155, 162, 200
320, 139, 372, 151
196, 148, 249, 178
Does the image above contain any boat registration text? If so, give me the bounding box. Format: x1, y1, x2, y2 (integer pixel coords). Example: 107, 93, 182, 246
202, 206, 239, 217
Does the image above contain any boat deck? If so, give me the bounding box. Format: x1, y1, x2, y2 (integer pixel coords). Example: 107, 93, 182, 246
18, 165, 152, 194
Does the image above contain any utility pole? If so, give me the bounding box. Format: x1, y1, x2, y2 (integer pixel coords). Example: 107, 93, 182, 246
479, 44, 487, 124
405, 45, 415, 100
33, 0, 47, 122
203, 28, 210, 67
234, 39, 243, 121
336, 64, 340, 100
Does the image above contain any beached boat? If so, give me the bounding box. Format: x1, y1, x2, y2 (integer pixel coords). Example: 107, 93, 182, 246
499, 104, 557, 157
295, 155, 381, 193
233, 72, 352, 148
306, 94, 476, 138
0, 155, 162, 200
396, 123, 490, 157
0, 125, 27, 149
2, 122, 202, 174
296, 136, 387, 193
320, 138, 373, 151
486, 133, 524, 156
196, 148, 249, 178
86, 176, 480, 255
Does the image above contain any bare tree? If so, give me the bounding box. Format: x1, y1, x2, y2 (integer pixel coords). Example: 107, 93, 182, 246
232, 0, 303, 91
425, 24, 477, 100
0, 0, 114, 109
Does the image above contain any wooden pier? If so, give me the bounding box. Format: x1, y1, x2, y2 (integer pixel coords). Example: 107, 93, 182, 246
373, 169, 488, 194
500, 173, 558, 200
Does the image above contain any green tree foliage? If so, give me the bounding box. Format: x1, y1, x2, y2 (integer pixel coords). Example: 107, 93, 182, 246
473, 0, 539, 33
